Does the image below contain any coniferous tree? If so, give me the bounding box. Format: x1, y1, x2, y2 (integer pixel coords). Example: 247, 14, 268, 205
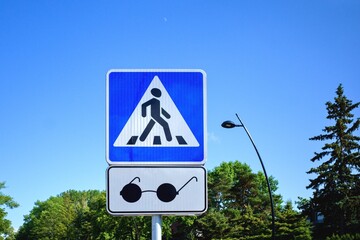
306, 84, 360, 237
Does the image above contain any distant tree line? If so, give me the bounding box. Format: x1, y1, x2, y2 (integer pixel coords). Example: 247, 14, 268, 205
11, 161, 310, 240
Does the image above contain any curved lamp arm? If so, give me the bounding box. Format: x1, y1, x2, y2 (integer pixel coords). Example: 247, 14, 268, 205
222, 113, 275, 240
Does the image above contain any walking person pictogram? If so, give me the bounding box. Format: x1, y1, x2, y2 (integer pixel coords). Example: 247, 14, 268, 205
139, 88, 172, 142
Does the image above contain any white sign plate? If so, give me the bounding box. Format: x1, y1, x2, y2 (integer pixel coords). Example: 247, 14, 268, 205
107, 166, 207, 215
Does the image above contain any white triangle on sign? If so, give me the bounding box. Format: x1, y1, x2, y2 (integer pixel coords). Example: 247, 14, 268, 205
113, 76, 200, 147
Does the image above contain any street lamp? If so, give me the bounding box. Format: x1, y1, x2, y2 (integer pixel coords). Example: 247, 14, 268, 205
222, 113, 275, 240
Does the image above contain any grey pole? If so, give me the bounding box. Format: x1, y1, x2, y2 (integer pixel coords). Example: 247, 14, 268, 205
152, 215, 162, 240
234, 114, 275, 240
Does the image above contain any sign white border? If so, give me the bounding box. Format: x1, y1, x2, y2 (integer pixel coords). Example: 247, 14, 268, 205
106, 69, 207, 165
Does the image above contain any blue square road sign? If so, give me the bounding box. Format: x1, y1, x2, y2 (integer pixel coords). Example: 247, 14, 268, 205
106, 69, 207, 165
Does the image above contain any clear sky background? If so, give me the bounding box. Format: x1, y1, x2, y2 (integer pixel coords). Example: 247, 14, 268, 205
1, 0, 360, 230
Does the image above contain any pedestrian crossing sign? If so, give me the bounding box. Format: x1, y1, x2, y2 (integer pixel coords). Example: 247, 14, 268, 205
106, 69, 207, 165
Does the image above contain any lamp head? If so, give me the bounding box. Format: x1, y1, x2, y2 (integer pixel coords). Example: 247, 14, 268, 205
221, 120, 237, 128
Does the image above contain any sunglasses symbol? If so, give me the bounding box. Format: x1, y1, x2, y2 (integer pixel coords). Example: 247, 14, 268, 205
120, 176, 198, 203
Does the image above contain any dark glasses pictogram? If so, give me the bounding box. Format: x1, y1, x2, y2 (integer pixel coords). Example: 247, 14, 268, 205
120, 176, 198, 203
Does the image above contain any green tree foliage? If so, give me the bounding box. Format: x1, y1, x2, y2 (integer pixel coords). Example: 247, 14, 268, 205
194, 161, 311, 240
16, 189, 181, 240
16, 190, 153, 240
0, 182, 19, 240
197, 161, 277, 239
305, 84, 360, 238
276, 201, 312, 240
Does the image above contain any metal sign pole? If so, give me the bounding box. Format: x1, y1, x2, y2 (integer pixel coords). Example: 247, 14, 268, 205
151, 215, 162, 240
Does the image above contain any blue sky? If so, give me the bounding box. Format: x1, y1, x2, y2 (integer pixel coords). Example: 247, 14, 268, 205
1, 0, 360, 230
